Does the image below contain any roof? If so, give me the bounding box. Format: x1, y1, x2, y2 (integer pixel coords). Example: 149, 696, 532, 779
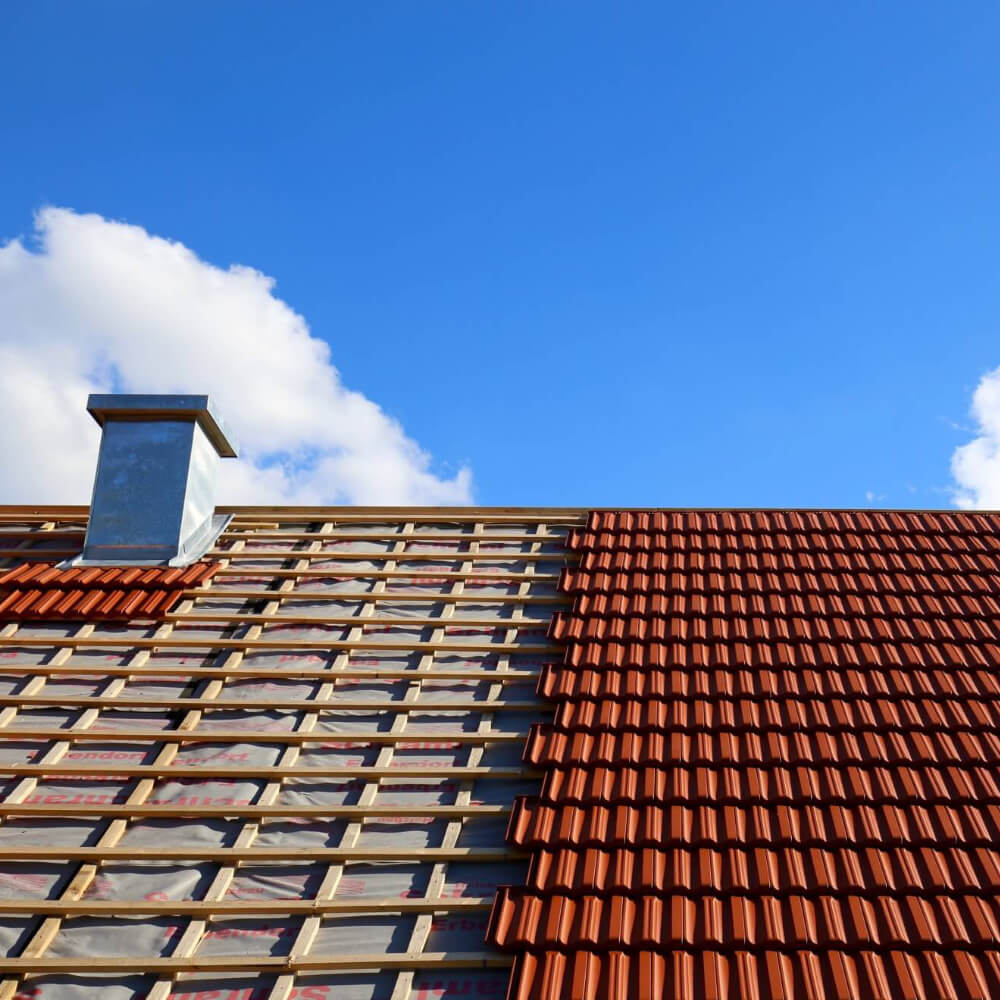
486, 509, 1000, 1000
3, 505, 1000, 999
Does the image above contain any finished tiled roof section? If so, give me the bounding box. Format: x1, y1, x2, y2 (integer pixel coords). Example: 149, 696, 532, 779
0, 561, 217, 620
487, 510, 1000, 1000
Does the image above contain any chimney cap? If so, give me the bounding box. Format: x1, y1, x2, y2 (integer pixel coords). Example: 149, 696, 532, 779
86, 393, 238, 458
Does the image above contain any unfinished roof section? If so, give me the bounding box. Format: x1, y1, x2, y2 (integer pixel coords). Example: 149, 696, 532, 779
0, 505, 582, 1000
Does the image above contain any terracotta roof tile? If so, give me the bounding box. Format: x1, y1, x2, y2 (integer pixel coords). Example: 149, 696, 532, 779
491, 887, 1000, 950
0, 561, 217, 620
506, 948, 1000, 1000
487, 510, 1000, 1000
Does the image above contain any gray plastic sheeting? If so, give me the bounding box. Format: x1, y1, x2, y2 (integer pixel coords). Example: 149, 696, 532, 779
1, 521, 571, 999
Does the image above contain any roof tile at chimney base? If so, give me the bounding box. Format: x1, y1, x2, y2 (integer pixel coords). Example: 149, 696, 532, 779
0, 561, 217, 620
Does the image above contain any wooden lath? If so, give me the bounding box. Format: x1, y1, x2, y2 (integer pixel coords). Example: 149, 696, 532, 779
0, 953, 515, 974
0, 635, 560, 653
0, 693, 548, 712
210, 565, 561, 580
0, 803, 513, 819
0, 897, 497, 916
179, 589, 564, 603
0, 845, 533, 862
0, 663, 542, 681
0, 763, 538, 779
164, 611, 554, 626
211, 548, 573, 561
0, 728, 530, 744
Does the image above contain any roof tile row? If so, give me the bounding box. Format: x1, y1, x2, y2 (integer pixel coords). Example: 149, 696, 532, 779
506, 947, 1000, 1000
524, 727, 1000, 767
0, 561, 217, 620
538, 665, 1000, 701
491, 886, 1000, 950
561, 568, 1000, 598
559, 636, 1000, 669
549, 694, 1000, 732
523, 845, 1000, 896
551, 610, 1000, 643
507, 798, 1000, 850
540, 763, 1000, 807
579, 508, 1000, 534
573, 589, 1000, 619
571, 528, 1000, 556
574, 547, 1000, 575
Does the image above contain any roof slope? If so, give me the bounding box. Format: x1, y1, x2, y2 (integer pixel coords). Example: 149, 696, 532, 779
487, 510, 1000, 1000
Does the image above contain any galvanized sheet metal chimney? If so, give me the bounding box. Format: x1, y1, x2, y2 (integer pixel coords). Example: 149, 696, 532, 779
72, 394, 238, 567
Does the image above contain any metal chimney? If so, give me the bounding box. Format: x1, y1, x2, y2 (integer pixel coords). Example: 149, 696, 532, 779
71, 394, 238, 567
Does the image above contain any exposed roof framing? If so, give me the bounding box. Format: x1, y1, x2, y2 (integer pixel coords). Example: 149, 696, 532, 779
0, 507, 582, 1000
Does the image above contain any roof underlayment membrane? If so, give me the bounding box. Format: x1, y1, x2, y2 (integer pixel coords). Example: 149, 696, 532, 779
0, 507, 578, 1000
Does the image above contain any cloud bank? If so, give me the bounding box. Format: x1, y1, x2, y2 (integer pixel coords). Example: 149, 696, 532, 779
953, 367, 1000, 509
0, 208, 472, 505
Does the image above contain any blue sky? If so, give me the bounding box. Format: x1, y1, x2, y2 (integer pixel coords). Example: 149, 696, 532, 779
2, 2, 999, 508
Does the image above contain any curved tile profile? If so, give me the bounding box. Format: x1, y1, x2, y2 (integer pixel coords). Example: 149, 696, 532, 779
487, 510, 1000, 1000
0, 561, 217, 620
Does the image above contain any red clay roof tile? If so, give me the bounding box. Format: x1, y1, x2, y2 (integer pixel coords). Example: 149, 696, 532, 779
488, 510, 1000, 1000
0, 560, 217, 620
491, 887, 1000, 950
506, 948, 1000, 1000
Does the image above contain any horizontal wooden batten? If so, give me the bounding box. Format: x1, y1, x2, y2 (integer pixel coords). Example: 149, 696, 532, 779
0, 530, 562, 545
0, 763, 539, 780
0, 504, 584, 518
209, 572, 559, 584
164, 613, 552, 628
0, 897, 495, 916
224, 530, 567, 543
0, 803, 511, 819
0, 728, 528, 744
212, 566, 560, 581
0, 952, 513, 974
0, 845, 527, 862
0, 636, 561, 654
0, 664, 542, 682
0, 548, 562, 561
182, 589, 566, 604
209, 549, 571, 563
222, 506, 582, 519
0, 695, 548, 713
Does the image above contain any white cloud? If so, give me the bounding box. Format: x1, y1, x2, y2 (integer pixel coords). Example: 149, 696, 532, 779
0, 208, 472, 505
952, 366, 1000, 508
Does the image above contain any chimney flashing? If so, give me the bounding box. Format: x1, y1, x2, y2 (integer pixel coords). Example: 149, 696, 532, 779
67, 393, 238, 568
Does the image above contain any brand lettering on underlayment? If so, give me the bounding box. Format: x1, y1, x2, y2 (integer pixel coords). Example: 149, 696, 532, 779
162, 989, 332, 1000
40, 751, 252, 762
164, 925, 298, 941
24, 794, 254, 806
414, 981, 507, 999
